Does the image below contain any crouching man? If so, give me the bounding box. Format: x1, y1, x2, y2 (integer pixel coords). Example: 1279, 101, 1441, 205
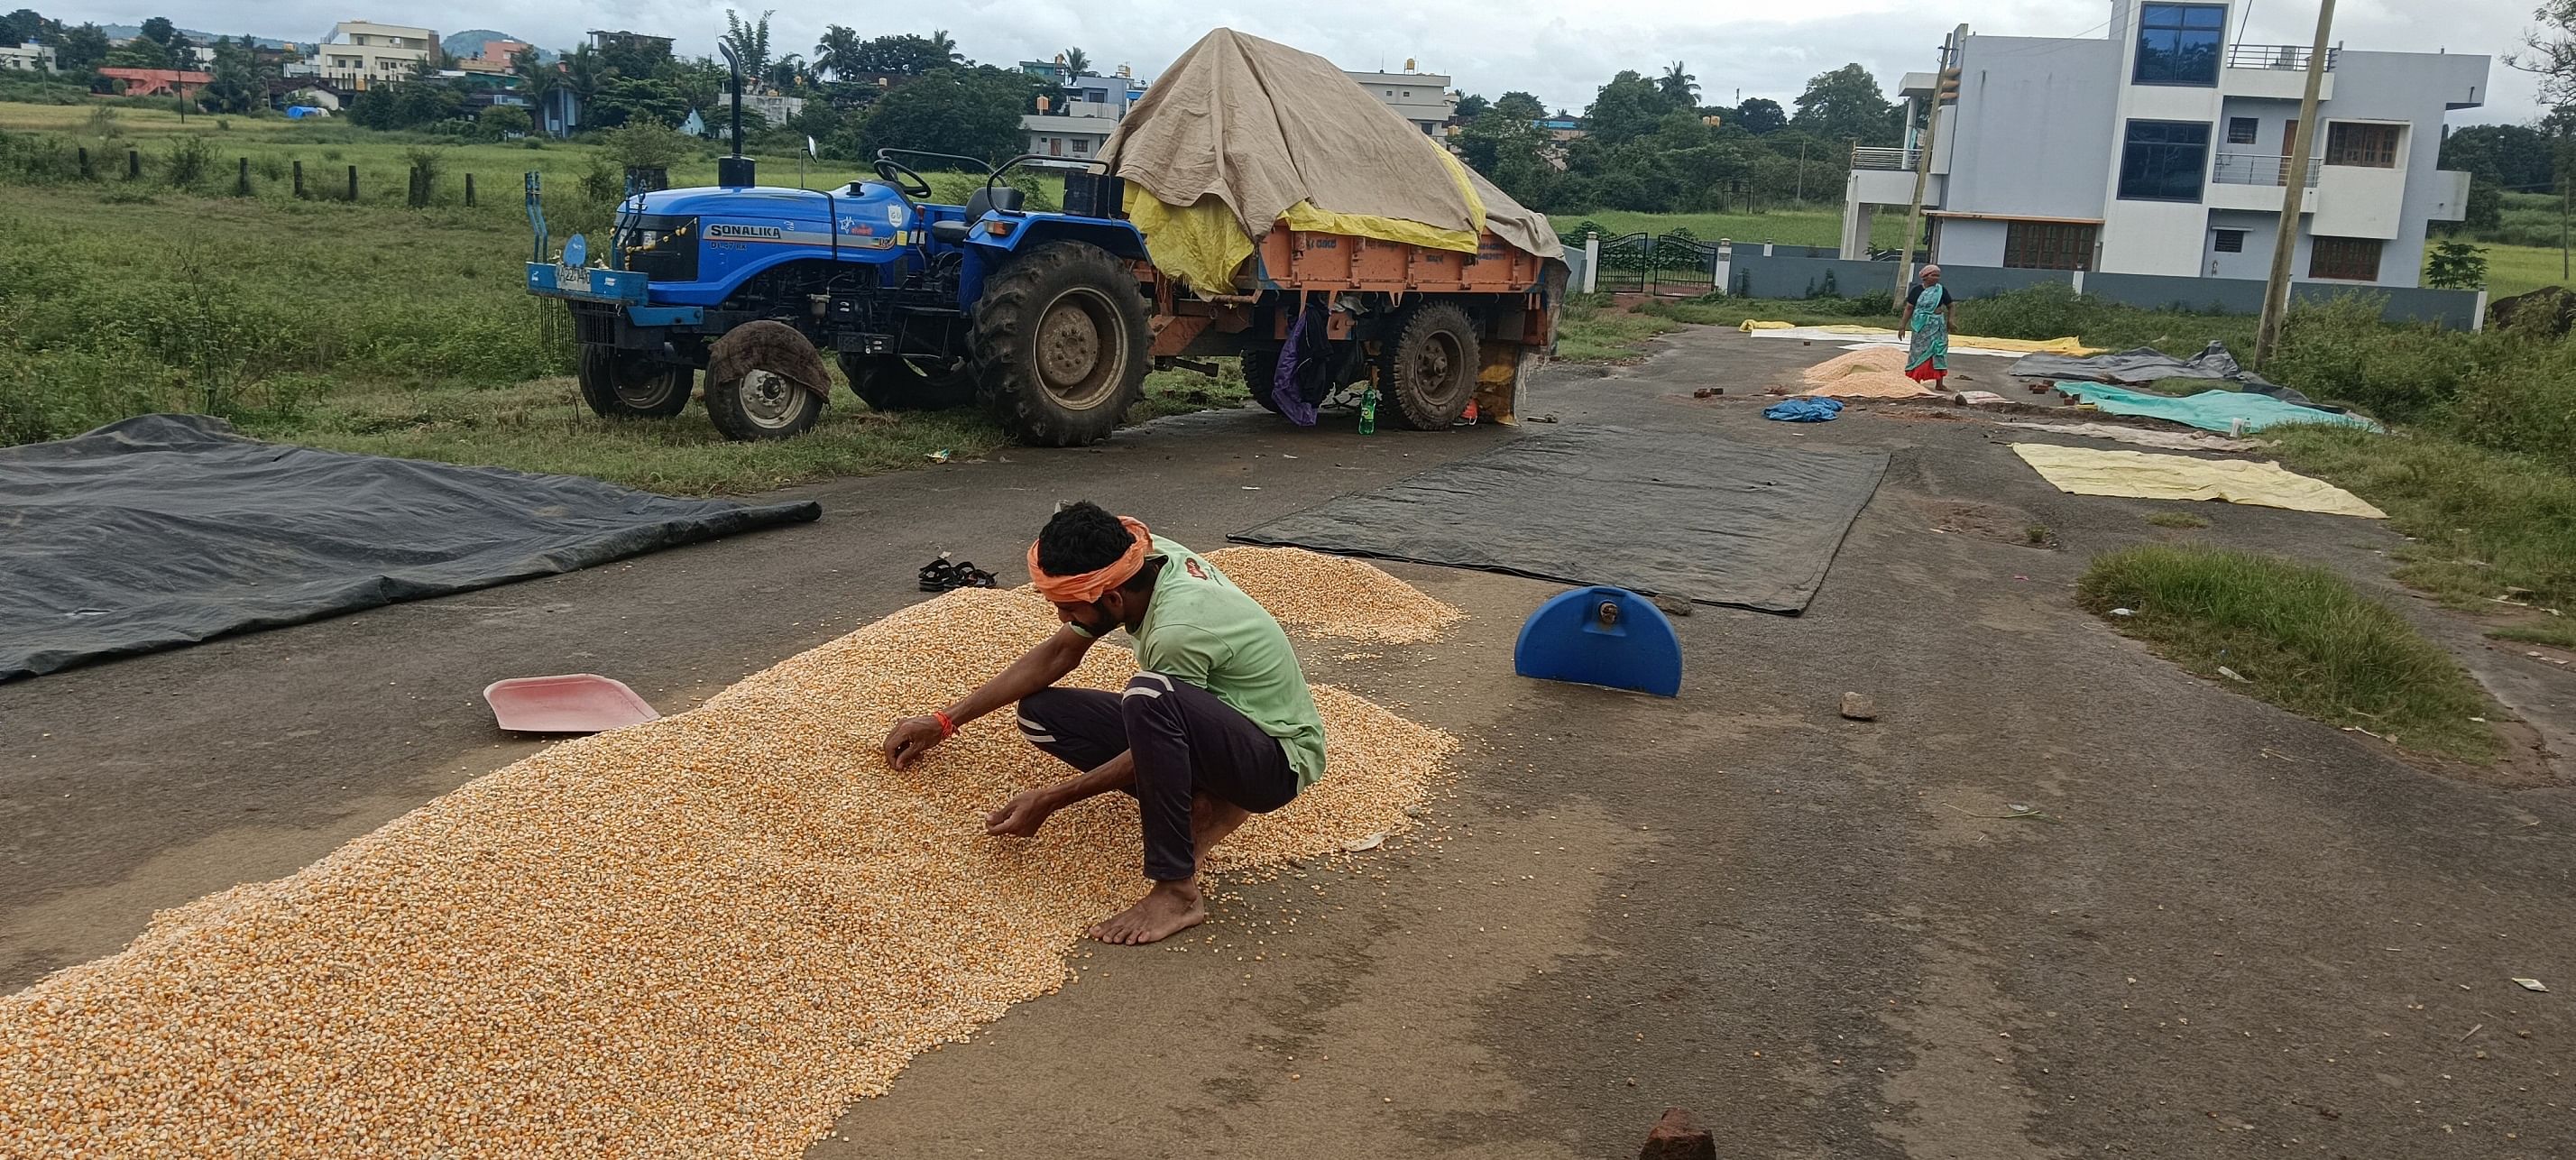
882, 502, 1326, 945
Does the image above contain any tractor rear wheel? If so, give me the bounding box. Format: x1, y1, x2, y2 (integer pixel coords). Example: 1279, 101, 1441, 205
575, 344, 693, 419
704, 320, 829, 441
840, 354, 977, 411
1375, 301, 1481, 430
1239, 345, 1283, 414
968, 241, 1150, 447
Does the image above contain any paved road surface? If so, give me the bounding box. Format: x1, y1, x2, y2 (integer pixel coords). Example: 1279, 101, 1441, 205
4, 328, 2570, 1157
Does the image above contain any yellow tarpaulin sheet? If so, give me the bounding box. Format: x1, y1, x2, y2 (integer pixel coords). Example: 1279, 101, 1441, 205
1125, 171, 1488, 293
1737, 320, 2100, 355
2010, 444, 2387, 519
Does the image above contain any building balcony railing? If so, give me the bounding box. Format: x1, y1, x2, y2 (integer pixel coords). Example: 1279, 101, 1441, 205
1850, 146, 1920, 170
2212, 152, 2321, 187
2225, 43, 2341, 71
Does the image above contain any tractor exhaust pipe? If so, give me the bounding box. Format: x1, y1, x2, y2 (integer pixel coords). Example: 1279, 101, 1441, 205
716, 42, 754, 189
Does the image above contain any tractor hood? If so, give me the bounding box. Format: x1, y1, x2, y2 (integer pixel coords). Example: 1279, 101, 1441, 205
620, 182, 919, 245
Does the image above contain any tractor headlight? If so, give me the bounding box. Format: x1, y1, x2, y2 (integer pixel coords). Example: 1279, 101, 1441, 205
617, 215, 700, 282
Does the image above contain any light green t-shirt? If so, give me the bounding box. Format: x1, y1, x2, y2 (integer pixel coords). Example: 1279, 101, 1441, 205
1080, 537, 1327, 787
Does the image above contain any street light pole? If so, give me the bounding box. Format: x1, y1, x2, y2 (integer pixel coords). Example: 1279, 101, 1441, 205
2253, 0, 2336, 369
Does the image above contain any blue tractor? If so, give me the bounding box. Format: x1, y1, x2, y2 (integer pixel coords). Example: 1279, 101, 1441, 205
527, 62, 1157, 446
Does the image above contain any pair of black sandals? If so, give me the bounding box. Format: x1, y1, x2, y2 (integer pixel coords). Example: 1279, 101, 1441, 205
917, 555, 998, 592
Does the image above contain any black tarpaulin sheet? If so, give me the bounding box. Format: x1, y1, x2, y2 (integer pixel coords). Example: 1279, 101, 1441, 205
1229, 425, 1887, 614
1, 415, 822, 680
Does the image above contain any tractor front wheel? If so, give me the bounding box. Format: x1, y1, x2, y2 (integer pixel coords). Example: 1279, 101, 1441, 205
704, 320, 829, 441
840, 354, 977, 411
968, 241, 1150, 447
576, 344, 693, 419
1375, 301, 1481, 429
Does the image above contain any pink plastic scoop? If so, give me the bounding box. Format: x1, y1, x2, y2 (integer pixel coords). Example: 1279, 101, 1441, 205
482, 674, 662, 733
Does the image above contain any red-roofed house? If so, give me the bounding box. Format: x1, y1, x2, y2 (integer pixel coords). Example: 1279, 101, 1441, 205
97, 67, 211, 97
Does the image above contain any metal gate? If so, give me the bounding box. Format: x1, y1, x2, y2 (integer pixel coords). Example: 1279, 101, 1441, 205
1647, 232, 1721, 297
1593, 233, 1648, 294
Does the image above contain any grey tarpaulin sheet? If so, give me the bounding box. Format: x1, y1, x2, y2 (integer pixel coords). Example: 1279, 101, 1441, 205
1, 415, 822, 680
1229, 426, 1887, 614
2009, 342, 2315, 404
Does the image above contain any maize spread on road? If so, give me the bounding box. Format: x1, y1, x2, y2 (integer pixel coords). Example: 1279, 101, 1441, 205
0, 551, 1459, 1158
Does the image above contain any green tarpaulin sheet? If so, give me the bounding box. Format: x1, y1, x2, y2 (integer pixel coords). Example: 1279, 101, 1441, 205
2055, 382, 2381, 435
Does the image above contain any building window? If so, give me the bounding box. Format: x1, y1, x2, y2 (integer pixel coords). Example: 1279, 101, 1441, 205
2213, 228, 2246, 253
1072, 138, 1088, 153
2308, 236, 2382, 281
2116, 120, 2212, 202
2134, 3, 2225, 86
2323, 123, 2400, 168
2002, 221, 2099, 271
2226, 116, 2258, 145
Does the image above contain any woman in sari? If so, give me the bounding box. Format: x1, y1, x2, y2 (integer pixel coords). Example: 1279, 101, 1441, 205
1900, 264, 1954, 390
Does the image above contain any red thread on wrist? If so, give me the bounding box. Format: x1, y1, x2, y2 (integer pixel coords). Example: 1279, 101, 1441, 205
933, 711, 956, 739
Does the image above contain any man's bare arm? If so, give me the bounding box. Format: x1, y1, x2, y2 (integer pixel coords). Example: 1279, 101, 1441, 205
986, 750, 1135, 836
884, 626, 1095, 769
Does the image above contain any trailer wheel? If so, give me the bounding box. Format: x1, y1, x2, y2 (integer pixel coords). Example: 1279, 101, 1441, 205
840, 354, 976, 411
1375, 302, 1480, 430
969, 241, 1149, 447
1239, 345, 1283, 414
576, 345, 693, 419
704, 320, 829, 441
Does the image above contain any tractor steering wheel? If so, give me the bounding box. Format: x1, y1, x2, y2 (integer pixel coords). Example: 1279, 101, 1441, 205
874, 158, 933, 198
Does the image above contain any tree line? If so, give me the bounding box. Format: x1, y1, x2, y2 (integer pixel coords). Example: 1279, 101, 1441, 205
1454, 60, 1903, 216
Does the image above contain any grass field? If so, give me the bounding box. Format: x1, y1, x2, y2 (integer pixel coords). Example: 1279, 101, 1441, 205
2477, 242, 2564, 299
1546, 207, 1908, 250
2076, 543, 2501, 762
0, 102, 1224, 494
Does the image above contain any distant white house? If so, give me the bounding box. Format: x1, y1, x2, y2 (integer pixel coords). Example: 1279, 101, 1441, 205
1345, 65, 1458, 137
0, 41, 57, 71
1840, 0, 2485, 289
282, 21, 438, 90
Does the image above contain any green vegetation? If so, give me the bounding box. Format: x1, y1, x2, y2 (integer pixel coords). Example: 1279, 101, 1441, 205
2479, 242, 2563, 299
2472, 626, 2576, 652
0, 104, 1199, 493
1549, 208, 1907, 249
2146, 512, 2211, 529
2269, 427, 2576, 612
1552, 294, 1685, 362
2488, 622, 2576, 649
1467, 63, 1897, 216
2076, 544, 2501, 761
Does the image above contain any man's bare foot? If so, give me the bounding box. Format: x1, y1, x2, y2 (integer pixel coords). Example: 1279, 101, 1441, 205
1085, 879, 1205, 945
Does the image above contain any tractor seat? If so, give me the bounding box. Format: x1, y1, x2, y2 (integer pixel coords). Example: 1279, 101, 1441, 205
934, 186, 1027, 244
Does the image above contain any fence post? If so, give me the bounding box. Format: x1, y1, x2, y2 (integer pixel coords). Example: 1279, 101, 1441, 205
346, 164, 358, 201
1716, 240, 1732, 296
465, 173, 475, 207
1581, 230, 1600, 295
236, 157, 249, 196
1762, 241, 1775, 257
77, 146, 90, 180
2470, 288, 2489, 333
126, 149, 140, 180
2072, 269, 2087, 296
292, 160, 303, 198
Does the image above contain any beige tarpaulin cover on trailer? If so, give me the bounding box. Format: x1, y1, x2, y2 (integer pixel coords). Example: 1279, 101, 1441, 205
1101, 27, 1562, 290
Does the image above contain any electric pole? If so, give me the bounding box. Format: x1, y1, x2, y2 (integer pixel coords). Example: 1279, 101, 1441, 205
2254, 0, 2335, 369
1896, 27, 1964, 305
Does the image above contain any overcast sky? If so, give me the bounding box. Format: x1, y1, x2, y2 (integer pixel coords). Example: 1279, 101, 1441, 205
64, 0, 2544, 124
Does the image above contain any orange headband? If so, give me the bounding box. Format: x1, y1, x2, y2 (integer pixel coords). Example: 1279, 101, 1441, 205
1027, 516, 1152, 604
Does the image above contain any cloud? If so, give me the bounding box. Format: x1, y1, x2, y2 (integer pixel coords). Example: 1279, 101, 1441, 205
50, 0, 2540, 122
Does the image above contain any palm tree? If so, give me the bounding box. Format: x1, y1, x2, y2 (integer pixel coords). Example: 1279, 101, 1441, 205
1062, 47, 1090, 76
511, 49, 563, 134
722, 9, 775, 81
814, 24, 861, 81
926, 29, 961, 66
1659, 61, 1698, 106
560, 43, 606, 130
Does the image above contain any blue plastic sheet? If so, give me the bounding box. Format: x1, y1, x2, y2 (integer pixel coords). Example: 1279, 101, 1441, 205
2055, 382, 2380, 435
1763, 398, 1845, 423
